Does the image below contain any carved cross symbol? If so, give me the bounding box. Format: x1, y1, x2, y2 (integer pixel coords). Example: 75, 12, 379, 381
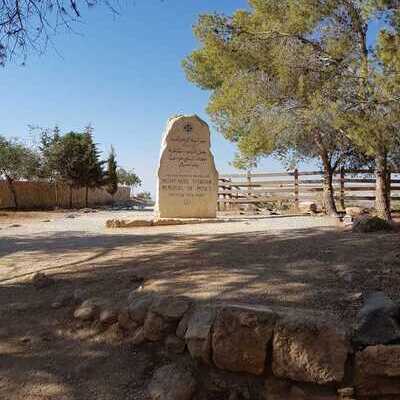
183, 123, 193, 134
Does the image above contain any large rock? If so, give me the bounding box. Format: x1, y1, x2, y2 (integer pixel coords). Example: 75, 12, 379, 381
106, 219, 153, 228
74, 304, 98, 321
99, 308, 118, 326
272, 315, 349, 384
355, 345, 400, 396
117, 308, 138, 331
132, 327, 146, 345
148, 363, 196, 400
128, 294, 154, 324
165, 335, 186, 354
353, 292, 400, 347
176, 309, 192, 338
264, 377, 337, 400
73, 298, 104, 321
212, 306, 277, 375
155, 115, 219, 219
184, 306, 216, 364
151, 296, 191, 321
144, 312, 174, 342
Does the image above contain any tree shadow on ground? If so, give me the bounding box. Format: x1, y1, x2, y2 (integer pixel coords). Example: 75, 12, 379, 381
0, 226, 399, 399
1, 227, 399, 317
0, 231, 183, 284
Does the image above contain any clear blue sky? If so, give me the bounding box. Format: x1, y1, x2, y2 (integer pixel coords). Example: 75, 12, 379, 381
0, 1, 383, 195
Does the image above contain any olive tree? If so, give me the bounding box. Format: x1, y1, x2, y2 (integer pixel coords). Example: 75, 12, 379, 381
0, 135, 39, 209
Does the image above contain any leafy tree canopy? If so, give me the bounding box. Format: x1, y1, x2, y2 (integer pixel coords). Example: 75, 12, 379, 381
0, 135, 40, 208
0, 135, 39, 181
117, 167, 142, 188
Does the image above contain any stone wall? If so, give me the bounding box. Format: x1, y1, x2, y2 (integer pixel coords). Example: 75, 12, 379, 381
0, 180, 131, 210
72, 289, 400, 400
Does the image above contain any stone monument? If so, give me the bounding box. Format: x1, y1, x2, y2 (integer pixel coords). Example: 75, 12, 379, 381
156, 115, 218, 219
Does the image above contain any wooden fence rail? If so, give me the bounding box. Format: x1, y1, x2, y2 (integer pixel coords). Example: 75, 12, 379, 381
218, 169, 400, 212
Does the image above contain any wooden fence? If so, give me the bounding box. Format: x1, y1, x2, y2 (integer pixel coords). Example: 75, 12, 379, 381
218, 169, 400, 212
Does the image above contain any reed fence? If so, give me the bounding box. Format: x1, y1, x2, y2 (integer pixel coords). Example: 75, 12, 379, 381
0, 180, 131, 210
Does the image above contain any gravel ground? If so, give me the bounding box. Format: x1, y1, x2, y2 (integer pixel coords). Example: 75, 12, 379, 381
0, 209, 399, 314
1, 209, 399, 400
0, 210, 341, 284
0, 209, 339, 235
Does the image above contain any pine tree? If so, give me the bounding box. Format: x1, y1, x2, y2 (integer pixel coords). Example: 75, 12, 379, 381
183, 0, 400, 220
106, 146, 119, 205
41, 128, 105, 209
82, 126, 105, 208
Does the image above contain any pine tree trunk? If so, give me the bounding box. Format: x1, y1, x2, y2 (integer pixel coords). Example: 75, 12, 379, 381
6, 176, 18, 210
314, 130, 338, 217
375, 152, 391, 221
318, 149, 338, 217
85, 186, 89, 208
386, 166, 391, 216
322, 166, 338, 217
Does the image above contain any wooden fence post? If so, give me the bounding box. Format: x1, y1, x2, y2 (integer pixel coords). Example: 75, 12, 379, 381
222, 182, 225, 212
236, 180, 239, 211
224, 179, 229, 211
340, 167, 345, 211
247, 170, 252, 198
227, 178, 232, 211
294, 169, 299, 211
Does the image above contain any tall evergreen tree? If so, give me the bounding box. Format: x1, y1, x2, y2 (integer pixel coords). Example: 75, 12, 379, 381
41, 128, 105, 208
106, 146, 119, 204
82, 125, 105, 207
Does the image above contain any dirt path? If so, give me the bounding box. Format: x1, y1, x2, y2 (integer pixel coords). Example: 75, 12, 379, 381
1, 211, 399, 399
